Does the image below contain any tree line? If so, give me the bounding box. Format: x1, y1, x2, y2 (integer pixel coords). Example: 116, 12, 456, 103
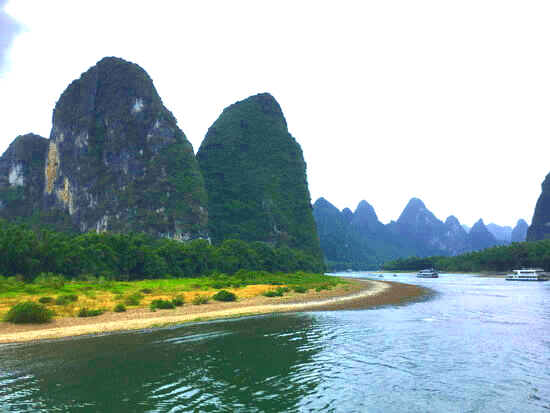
0, 220, 325, 281
382, 240, 550, 272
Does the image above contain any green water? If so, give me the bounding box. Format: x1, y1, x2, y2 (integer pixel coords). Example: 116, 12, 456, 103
1, 274, 549, 412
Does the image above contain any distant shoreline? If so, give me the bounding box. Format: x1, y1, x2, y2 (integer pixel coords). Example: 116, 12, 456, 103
0, 279, 429, 344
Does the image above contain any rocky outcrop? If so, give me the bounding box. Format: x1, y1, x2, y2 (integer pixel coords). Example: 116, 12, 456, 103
14, 57, 209, 239
352, 200, 383, 235
197, 93, 321, 257
442, 215, 468, 255
0, 133, 49, 218
527, 172, 550, 241
465, 219, 498, 251
511, 219, 528, 242
389, 198, 447, 255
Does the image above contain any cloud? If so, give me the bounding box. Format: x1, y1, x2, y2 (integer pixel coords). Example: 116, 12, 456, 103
0, 0, 25, 76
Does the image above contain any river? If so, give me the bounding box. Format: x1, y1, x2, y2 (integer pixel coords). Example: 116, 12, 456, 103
0, 273, 549, 412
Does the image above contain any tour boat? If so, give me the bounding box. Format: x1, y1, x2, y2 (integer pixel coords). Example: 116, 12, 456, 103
417, 269, 439, 278
505, 268, 548, 281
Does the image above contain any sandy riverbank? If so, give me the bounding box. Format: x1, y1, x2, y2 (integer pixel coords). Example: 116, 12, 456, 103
0, 280, 429, 344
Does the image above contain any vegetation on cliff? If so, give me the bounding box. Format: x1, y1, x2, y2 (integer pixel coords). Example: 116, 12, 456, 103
197, 93, 321, 258
0, 134, 49, 219
0, 57, 208, 239
527, 172, 550, 241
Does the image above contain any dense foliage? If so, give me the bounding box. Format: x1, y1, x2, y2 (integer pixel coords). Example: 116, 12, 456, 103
4, 301, 52, 323
197, 93, 322, 259
0, 221, 325, 281
382, 240, 550, 272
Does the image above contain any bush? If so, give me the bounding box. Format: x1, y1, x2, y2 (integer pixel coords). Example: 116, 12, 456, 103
149, 299, 175, 311
34, 273, 65, 290
4, 301, 52, 324
292, 286, 308, 293
38, 296, 54, 304
212, 290, 237, 302
77, 307, 103, 317
171, 295, 185, 306
124, 292, 143, 306
113, 303, 127, 312
55, 294, 79, 305
192, 295, 210, 305
263, 289, 283, 297
140, 288, 153, 294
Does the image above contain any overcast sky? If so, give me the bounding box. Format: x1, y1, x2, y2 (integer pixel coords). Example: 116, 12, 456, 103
1, 1, 549, 228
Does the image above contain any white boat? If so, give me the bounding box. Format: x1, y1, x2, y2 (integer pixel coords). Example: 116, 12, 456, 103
505, 268, 548, 281
417, 269, 439, 278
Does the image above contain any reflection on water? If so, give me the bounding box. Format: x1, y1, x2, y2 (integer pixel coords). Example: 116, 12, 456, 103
0, 316, 324, 412
1, 274, 549, 412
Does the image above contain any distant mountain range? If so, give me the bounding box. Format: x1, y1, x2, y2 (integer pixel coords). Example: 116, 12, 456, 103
313, 197, 529, 269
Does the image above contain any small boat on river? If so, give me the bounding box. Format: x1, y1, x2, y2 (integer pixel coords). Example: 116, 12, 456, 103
505, 268, 548, 281
417, 269, 439, 278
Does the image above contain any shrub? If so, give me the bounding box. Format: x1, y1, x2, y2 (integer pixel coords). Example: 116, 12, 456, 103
192, 295, 210, 305
292, 286, 308, 293
38, 296, 54, 304
212, 290, 237, 302
55, 294, 79, 305
4, 301, 52, 324
77, 307, 103, 317
34, 273, 65, 290
149, 299, 175, 311
263, 289, 283, 298
113, 303, 127, 312
139, 288, 153, 294
171, 295, 185, 306
124, 292, 143, 306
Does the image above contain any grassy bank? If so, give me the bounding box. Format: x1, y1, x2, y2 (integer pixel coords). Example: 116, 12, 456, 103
0, 272, 346, 320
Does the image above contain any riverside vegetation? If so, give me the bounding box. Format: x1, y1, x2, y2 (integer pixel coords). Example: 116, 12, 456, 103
382, 239, 550, 272
0, 271, 344, 323
0, 218, 333, 324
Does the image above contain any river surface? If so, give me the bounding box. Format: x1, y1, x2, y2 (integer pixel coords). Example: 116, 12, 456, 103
0, 273, 549, 412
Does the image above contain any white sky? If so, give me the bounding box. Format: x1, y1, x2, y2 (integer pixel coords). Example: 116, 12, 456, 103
1, 0, 549, 228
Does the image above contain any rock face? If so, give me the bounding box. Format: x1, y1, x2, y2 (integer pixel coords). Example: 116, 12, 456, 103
0, 133, 49, 218
465, 219, 498, 251
197, 93, 321, 257
33, 57, 208, 238
352, 200, 383, 235
527, 172, 550, 241
442, 215, 468, 255
511, 219, 528, 242
389, 198, 447, 255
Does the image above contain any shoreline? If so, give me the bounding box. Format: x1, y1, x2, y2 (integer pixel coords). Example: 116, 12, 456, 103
0, 279, 429, 344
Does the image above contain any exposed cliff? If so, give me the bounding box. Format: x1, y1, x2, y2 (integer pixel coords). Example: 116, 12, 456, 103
527, 172, 550, 241
465, 219, 498, 251
42, 57, 208, 238
197, 93, 321, 257
511, 219, 528, 242
0, 133, 49, 219
442, 215, 468, 255
389, 198, 447, 255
